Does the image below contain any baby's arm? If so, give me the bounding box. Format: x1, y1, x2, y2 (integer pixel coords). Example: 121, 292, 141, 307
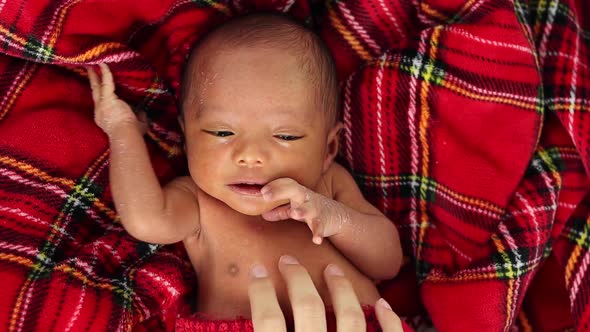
326, 163, 402, 281
88, 64, 199, 244
261, 163, 402, 281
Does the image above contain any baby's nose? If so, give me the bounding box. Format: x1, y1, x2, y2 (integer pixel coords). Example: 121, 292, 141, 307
237, 154, 263, 167
234, 142, 265, 167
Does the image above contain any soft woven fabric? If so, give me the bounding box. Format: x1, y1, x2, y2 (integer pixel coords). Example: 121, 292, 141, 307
175, 306, 414, 332
0, 0, 588, 331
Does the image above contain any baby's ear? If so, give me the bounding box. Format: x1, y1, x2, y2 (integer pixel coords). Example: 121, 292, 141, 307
322, 122, 344, 172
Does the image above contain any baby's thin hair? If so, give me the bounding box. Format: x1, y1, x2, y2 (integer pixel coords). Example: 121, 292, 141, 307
181, 12, 340, 126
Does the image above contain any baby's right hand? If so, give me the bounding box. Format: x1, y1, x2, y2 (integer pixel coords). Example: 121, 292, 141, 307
87, 63, 146, 136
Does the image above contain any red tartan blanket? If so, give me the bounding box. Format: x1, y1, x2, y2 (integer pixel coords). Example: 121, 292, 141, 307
0, 0, 588, 331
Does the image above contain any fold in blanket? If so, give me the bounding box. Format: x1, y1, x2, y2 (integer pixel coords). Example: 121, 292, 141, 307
0, 0, 588, 331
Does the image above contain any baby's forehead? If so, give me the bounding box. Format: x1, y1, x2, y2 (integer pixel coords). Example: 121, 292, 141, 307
184, 46, 313, 94
185, 84, 324, 123
200, 103, 312, 117
180, 15, 337, 125
195, 42, 305, 71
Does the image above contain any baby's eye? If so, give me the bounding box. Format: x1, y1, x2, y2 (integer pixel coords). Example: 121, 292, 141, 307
204, 130, 234, 137
275, 134, 303, 141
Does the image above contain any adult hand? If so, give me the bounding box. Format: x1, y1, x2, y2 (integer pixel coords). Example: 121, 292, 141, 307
248, 255, 404, 331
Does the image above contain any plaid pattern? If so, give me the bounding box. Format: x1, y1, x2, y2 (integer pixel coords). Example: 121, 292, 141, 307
174, 305, 415, 331
0, 0, 587, 331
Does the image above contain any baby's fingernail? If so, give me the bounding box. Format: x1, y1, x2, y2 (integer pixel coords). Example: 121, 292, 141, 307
250, 264, 268, 278
313, 236, 323, 245
325, 264, 344, 276
377, 298, 392, 311
280, 255, 299, 265
261, 187, 272, 200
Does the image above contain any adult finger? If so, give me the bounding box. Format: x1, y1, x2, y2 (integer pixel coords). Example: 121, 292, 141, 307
86, 67, 101, 103
375, 298, 404, 332
323, 264, 366, 332
278, 255, 326, 332
98, 63, 115, 96
248, 264, 287, 332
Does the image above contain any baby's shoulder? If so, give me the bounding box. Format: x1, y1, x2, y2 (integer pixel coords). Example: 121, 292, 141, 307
321, 162, 357, 196
166, 176, 198, 192
163, 176, 200, 205
325, 162, 350, 178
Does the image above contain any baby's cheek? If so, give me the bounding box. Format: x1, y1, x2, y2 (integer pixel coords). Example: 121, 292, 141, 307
187, 146, 208, 165
192, 158, 215, 176
185, 153, 209, 179
285, 162, 323, 189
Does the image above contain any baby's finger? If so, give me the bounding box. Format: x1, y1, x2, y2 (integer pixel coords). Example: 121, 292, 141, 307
375, 298, 404, 332
309, 219, 324, 245
262, 205, 291, 221
86, 67, 101, 103
261, 178, 308, 209
248, 264, 287, 332
287, 206, 323, 244
288, 204, 309, 221
278, 255, 326, 332
98, 63, 115, 97
323, 264, 366, 332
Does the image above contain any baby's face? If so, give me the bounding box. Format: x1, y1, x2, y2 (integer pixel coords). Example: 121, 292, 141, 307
182, 46, 334, 216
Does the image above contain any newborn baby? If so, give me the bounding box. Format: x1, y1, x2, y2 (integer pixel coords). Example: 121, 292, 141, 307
88, 12, 402, 324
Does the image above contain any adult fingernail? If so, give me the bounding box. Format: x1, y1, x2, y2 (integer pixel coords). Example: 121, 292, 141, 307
377, 298, 392, 311
250, 264, 268, 278
325, 264, 344, 276
280, 255, 299, 265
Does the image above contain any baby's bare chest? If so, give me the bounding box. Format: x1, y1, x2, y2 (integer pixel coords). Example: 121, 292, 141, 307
191, 197, 338, 281
182, 195, 378, 318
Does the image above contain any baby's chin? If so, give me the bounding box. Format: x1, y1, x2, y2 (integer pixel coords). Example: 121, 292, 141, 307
222, 197, 289, 216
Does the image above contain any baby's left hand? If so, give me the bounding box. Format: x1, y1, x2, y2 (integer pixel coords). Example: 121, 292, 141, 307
261, 178, 351, 245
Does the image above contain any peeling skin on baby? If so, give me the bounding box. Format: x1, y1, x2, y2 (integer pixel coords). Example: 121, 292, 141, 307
198, 72, 218, 106
322, 198, 351, 234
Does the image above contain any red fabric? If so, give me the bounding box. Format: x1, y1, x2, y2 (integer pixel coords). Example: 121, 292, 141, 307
0, 0, 588, 331
521, 255, 574, 331
175, 306, 414, 332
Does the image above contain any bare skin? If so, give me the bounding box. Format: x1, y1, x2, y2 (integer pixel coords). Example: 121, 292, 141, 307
184, 162, 395, 318
88, 45, 402, 320
249, 256, 404, 332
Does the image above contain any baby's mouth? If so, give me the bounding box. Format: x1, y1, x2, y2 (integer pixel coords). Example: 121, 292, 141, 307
228, 183, 265, 196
